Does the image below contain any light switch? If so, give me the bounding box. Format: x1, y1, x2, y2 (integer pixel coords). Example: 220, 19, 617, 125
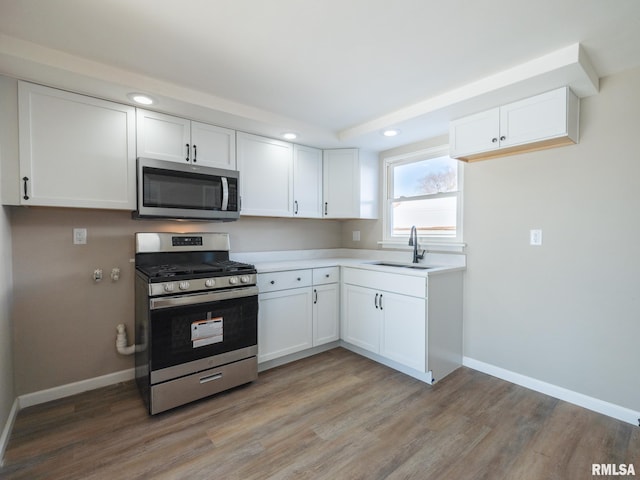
73, 228, 87, 245
352, 230, 361, 242
529, 229, 542, 246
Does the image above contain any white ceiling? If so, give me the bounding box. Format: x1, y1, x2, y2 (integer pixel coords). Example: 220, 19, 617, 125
1, 0, 639, 152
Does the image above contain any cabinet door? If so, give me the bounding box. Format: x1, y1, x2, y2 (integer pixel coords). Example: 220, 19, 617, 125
190, 121, 236, 169
258, 288, 313, 362
449, 108, 500, 158
136, 109, 191, 163
323, 149, 359, 218
313, 283, 339, 346
293, 144, 322, 218
237, 133, 294, 217
18, 82, 136, 209
499, 88, 569, 148
342, 284, 379, 353
380, 292, 426, 372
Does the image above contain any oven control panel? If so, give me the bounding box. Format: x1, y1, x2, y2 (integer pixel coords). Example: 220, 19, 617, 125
148, 273, 257, 297
171, 236, 203, 247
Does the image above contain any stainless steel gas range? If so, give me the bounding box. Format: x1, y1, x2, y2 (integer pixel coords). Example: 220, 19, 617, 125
134, 232, 258, 415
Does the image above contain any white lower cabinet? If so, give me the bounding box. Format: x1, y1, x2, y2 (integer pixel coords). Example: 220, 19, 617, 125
258, 286, 313, 363
258, 267, 339, 363
342, 271, 426, 372
312, 267, 340, 346
379, 292, 426, 372
342, 284, 381, 353
342, 266, 463, 382
259, 264, 463, 383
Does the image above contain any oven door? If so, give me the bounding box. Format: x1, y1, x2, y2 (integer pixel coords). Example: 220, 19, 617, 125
148, 286, 257, 383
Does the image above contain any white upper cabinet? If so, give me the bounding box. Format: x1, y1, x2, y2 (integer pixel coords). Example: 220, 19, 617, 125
136, 109, 236, 169
18, 81, 136, 210
449, 108, 501, 159
323, 148, 378, 219
189, 121, 236, 169
293, 144, 323, 218
450, 87, 580, 161
236, 132, 294, 217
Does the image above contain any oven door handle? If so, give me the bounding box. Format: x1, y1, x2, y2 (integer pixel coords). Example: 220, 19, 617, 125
150, 286, 258, 310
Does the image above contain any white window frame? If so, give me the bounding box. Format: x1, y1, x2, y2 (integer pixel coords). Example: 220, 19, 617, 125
381, 145, 464, 251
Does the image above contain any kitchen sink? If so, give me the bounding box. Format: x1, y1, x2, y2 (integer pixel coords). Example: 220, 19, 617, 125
369, 261, 433, 270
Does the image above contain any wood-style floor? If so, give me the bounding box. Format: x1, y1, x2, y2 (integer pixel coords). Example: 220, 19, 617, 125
2, 348, 638, 479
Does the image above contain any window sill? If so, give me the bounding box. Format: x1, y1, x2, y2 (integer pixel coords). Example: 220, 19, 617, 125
378, 240, 466, 253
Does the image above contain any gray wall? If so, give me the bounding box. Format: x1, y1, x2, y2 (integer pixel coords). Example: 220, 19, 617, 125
0, 76, 15, 442
463, 66, 640, 412
0, 209, 14, 443
10, 208, 341, 395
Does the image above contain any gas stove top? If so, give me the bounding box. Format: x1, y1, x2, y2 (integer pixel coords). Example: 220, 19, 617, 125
135, 232, 257, 296
138, 260, 256, 283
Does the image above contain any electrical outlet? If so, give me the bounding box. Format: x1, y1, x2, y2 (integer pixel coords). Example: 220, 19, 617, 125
529, 229, 542, 246
73, 228, 87, 245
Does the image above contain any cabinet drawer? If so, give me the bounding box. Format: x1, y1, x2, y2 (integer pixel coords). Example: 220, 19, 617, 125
258, 269, 312, 293
343, 267, 426, 298
313, 266, 339, 285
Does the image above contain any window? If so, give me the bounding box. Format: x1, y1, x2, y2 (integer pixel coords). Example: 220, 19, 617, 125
383, 146, 463, 245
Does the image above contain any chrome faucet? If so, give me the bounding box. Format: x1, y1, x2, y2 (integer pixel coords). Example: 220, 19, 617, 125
408, 226, 425, 263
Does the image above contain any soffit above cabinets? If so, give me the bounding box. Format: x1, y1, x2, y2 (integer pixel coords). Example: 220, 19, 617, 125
339, 43, 599, 151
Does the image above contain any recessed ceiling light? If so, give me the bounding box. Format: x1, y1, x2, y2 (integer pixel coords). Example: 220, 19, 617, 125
282, 132, 297, 140
382, 129, 400, 137
127, 93, 156, 105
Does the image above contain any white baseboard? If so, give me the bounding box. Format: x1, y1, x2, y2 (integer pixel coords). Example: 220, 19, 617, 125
258, 342, 340, 372
463, 356, 639, 427
18, 368, 135, 409
0, 398, 19, 466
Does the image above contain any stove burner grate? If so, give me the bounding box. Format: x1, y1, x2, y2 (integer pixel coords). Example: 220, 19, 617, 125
140, 260, 255, 280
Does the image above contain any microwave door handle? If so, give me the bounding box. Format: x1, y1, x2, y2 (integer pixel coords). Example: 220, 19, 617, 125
221, 177, 229, 211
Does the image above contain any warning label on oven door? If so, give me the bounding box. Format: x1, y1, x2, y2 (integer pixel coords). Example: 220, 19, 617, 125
191, 316, 223, 348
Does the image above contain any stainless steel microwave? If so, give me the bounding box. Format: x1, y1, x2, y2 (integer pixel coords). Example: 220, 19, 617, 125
134, 157, 240, 221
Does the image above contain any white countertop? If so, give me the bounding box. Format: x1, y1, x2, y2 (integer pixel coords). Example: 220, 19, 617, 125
231, 249, 466, 278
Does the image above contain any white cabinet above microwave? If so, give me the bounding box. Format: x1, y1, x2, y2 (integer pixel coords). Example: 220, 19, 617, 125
449, 87, 579, 162
136, 109, 236, 170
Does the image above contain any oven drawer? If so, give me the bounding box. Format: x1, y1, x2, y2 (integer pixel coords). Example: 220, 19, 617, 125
258, 269, 312, 293
150, 356, 257, 414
